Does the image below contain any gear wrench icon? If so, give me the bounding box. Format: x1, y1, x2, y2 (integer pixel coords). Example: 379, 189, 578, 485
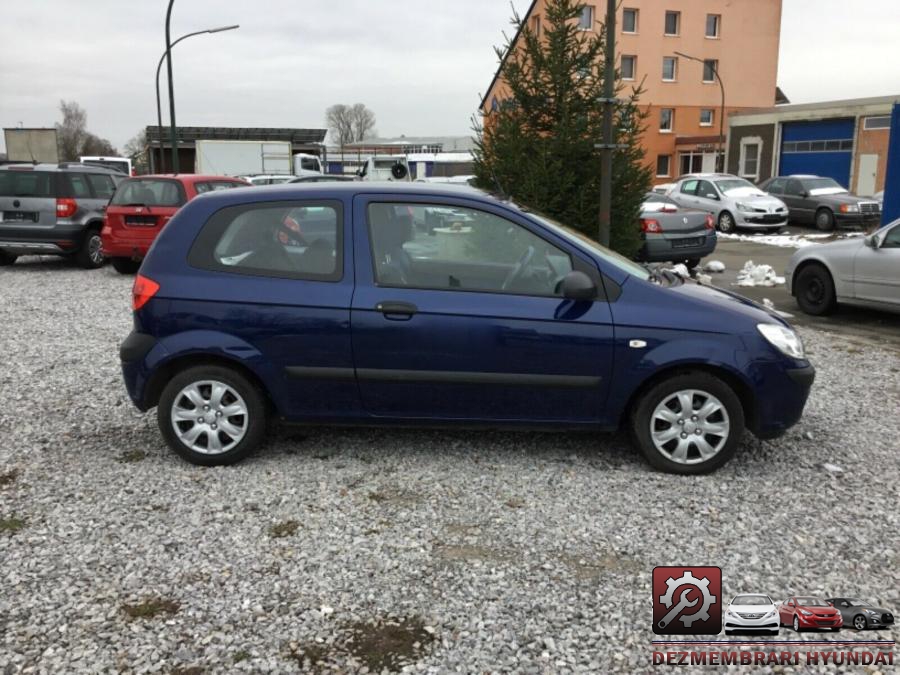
658, 570, 717, 628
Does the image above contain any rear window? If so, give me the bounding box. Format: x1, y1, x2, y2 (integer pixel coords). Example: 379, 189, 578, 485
188, 200, 342, 281
0, 170, 54, 197
111, 179, 186, 207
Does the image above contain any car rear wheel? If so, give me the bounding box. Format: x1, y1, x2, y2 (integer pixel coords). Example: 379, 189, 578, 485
0, 251, 17, 266
111, 258, 140, 275
717, 211, 736, 233
853, 614, 867, 631
795, 263, 836, 316
157, 365, 267, 466
631, 372, 744, 474
793, 616, 801, 632
75, 227, 104, 269
815, 208, 835, 232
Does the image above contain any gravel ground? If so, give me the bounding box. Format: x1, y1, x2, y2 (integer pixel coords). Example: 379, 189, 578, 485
1, 257, 898, 674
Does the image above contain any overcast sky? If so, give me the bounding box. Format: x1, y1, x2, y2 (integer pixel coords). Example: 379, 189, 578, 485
1, 0, 898, 154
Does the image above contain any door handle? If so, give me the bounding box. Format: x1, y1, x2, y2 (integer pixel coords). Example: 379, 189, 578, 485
375, 301, 418, 319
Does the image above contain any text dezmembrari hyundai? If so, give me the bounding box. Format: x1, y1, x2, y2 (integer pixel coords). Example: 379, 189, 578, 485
119, 183, 815, 474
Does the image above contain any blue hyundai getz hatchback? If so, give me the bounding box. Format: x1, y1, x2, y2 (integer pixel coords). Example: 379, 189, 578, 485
120, 183, 814, 474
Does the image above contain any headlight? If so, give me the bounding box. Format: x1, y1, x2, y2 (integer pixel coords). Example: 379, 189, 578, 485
839, 203, 860, 213
735, 201, 753, 212
764, 610, 776, 619
757, 323, 805, 359
865, 609, 878, 615
800, 609, 813, 616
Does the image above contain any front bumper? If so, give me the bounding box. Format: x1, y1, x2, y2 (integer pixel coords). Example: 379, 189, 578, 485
835, 212, 882, 230
724, 613, 780, 632
737, 212, 789, 229
749, 361, 815, 440
797, 613, 842, 629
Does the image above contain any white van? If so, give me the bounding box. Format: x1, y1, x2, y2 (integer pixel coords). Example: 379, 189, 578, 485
293, 153, 323, 177
80, 156, 132, 176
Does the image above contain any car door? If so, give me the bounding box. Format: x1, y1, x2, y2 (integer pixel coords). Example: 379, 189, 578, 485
350, 194, 615, 422
674, 179, 700, 208
779, 599, 793, 625
692, 180, 722, 216
783, 179, 813, 223
852, 221, 900, 307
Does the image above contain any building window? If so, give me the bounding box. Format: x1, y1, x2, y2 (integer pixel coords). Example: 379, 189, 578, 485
662, 56, 677, 82
740, 138, 762, 179
664, 11, 680, 36
623, 8, 638, 33
703, 59, 718, 83
706, 14, 720, 38
531, 15, 541, 36
621, 55, 636, 80
864, 115, 891, 130
578, 5, 594, 30
656, 155, 672, 177
700, 109, 714, 126
660, 108, 674, 132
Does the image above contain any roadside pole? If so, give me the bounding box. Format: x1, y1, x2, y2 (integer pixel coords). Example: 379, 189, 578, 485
596, 0, 617, 248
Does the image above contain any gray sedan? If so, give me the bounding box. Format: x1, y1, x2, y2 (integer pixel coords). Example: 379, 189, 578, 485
785, 219, 900, 315
636, 193, 717, 267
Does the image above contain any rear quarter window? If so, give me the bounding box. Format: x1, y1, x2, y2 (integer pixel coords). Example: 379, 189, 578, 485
188, 200, 343, 282
86, 173, 117, 199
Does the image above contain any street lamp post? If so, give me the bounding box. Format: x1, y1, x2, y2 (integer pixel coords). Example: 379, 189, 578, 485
675, 51, 726, 172
155, 24, 239, 173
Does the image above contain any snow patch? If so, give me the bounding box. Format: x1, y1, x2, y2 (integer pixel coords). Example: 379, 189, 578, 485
735, 261, 785, 287
669, 263, 690, 278
704, 260, 726, 273
719, 231, 862, 249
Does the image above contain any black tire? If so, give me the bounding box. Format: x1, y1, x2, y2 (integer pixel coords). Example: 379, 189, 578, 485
815, 208, 835, 232
684, 258, 701, 269
853, 614, 867, 631
793, 615, 801, 633
717, 211, 736, 233
111, 257, 140, 275
0, 251, 17, 266
75, 227, 104, 269
157, 365, 267, 466
630, 372, 745, 474
794, 263, 837, 316
830, 626, 840, 632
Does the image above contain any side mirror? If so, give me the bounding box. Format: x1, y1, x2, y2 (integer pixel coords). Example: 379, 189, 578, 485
705, 193, 719, 200
560, 270, 597, 301
865, 234, 880, 249
801, 191, 810, 198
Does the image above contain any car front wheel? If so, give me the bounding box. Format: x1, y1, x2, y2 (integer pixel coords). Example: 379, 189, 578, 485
793, 616, 801, 632
853, 614, 867, 631
717, 211, 736, 233
795, 263, 836, 316
815, 208, 835, 232
631, 372, 744, 474
157, 365, 267, 466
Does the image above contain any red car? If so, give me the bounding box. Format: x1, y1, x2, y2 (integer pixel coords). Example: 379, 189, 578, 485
102, 174, 247, 274
779, 596, 843, 632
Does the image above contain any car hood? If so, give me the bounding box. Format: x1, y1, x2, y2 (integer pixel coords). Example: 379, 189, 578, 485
730, 604, 777, 613
816, 193, 874, 205
797, 605, 839, 613
666, 279, 789, 328
728, 193, 787, 209
791, 236, 864, 262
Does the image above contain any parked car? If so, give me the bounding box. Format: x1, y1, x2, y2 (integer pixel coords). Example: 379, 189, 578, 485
779, 597, 842, 632
759, 175, 881, 231
667, 173, 789, 234
785, 218, 900, 315
288, 175, 356, 183
874, 190, 884, 208
241, 175, 294, 186
723, 594, 780, 635
637, 192, 716, 267
0, 162, 124, 268
120, 183, 815, 474
79, 155, 132, 177
826, 598, 894, 631
102, 174, 247, 274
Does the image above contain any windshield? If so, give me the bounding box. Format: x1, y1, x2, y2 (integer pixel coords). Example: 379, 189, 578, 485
847, 599, 871, 607
796, 597, 830, 607
524, 209, 651, 280
715, 178, 757, 194
732, 595, 771, 606
111, 179, 185, 207
0, 170, 54, 197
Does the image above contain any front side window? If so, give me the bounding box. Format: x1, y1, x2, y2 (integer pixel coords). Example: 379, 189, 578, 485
189, 201, 342, 281
622, 8, 638, 33
696, 180, 718, 199
87, 173, 116, 199
656, 154, 671, 177
301, 157, 320, 171
766, 178, 786, 194
881, 222, 900, 248
700, 109, 714, 126
578, 5, 594, 30
664, 10, 680, 35
111, 178, 186, 207
703, 59, 718, 83
662, 57, 677, 81
621, 55, 636, 80
67, 174, 92, 198
660, 108, 674, 131
195, 181, 244, 194
367, 202, 573, 297
706, 14, 720, 37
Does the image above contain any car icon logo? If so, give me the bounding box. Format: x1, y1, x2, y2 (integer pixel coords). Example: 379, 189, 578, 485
135, 207, 143, 213
683, 217, 689, 224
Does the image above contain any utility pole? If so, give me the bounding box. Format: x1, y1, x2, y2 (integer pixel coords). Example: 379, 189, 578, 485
165, 0, 179, 173
597, 0, 617, 247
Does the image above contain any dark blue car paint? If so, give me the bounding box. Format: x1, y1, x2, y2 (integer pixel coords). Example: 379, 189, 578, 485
123, 183, 813, 439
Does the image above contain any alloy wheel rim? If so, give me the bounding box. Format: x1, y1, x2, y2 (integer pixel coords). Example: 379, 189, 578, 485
854, 616, 866, 630
171, 380, 248, 454
89, 235, 103, 264
794, 616, 799, 631
650, 389, 730, 465
720, 214, 733, 232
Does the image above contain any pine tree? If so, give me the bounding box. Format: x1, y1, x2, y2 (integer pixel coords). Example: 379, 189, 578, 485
474, 0, 651, 258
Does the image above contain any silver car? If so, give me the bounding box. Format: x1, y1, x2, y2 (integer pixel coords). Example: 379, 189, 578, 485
785, 219, 900, 315
667, 173, 789, 234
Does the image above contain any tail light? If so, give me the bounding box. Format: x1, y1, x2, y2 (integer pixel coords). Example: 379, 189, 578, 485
704, 214, 715, 229
56, 198, 78, 218
132, 274, 159, 310
640, 218, 663, 233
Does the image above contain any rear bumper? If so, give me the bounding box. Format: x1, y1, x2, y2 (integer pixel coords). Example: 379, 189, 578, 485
0, 223, 85, 254
101, 225, 157, 259
639, 233, 717, 262
120, 330, 165, 411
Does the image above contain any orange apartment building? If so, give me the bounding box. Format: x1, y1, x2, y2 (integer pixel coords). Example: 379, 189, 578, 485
481, 0, 783, 181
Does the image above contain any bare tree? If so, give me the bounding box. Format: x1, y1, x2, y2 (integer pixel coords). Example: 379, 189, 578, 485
55, 100, 118, 161
326, 104, 354, 148
349, 103, 376, 142
124, 130, 149, 174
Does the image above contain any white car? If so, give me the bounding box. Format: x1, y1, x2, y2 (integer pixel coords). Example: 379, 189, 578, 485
723, 594, 780, 635
667, 173, 789, 234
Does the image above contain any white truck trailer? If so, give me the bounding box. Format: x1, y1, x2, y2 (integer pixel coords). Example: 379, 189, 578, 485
194, 140, 292, 177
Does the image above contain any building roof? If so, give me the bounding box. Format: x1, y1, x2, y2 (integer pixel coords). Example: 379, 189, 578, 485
732, 94, 899, 124
145, 126, 327, 146
478, 0, 539, 111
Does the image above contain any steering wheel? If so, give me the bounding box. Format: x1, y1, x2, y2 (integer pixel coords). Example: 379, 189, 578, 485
501, 245, 535, 291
